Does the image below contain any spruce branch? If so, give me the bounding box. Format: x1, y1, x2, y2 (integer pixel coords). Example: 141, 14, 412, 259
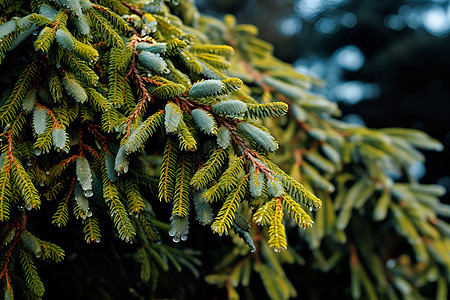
124, 35, 156, 137
86, 122, 109, 150
0, 221, 21, 290
34, 101, 61, 130
220, 120, 274, 178
120, 1, 143, 16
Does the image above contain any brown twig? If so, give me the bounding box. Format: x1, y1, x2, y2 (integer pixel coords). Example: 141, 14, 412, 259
124, 36, 156, 137
0, 221, 23, 290
6, 113, 24, 171
121, 1, 144, 16
86, 122, 109, 150
35, 101, 61, 130
220, 120, 274, 178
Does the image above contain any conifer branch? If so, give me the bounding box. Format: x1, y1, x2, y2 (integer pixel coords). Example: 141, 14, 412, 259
220, 120, 274, 178
35, 101, 61, 130
52, 177, 75, 227
159, 139, 178, 202
0, 59, 38, 126
124, 35, 156, 137
0, 222, 21, 290
19, 247, 44, 297
86, 122, 108, 150
120, 1, 143, 16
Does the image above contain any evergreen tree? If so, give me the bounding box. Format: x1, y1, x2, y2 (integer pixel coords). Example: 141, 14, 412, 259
0, 1, 448, 299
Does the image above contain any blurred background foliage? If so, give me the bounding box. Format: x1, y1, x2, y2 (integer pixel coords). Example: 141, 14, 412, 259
197, 0, 450, 298
198, 0, 450, 204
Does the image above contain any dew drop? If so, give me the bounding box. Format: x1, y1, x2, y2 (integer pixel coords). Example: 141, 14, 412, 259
25, 204, 32, 210
95, 237, 101, 243
87, 210, 93, 217
84, 189, 93, 197
250, 248, 256, 253
181, 234, 187, 241
173, 236, 180, 243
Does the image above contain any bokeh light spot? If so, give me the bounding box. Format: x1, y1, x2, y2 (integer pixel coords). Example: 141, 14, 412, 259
384, 14, 406, 31
341, 12, 357, 28
315, 17, 338, 34
422, 5, 449, 35
333, 45, 365, 71
278, 17, 302, 36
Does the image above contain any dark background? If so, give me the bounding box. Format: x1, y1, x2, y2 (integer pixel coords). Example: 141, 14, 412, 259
197, 0, 450, 203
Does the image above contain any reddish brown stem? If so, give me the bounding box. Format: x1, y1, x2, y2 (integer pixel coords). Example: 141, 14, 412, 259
35, 101, 60, 130
121, 1, 144, 16
124, 36, 156, 137
0, 221, 23, 290
86, 122, 109, 150
221, 120, 274, 178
